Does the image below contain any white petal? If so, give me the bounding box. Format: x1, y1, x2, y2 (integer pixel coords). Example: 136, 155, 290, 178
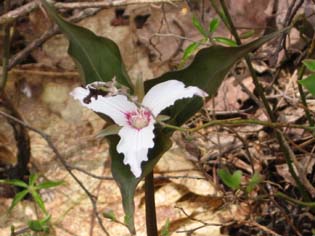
142, 80, 208, 116
70, 86, 137, 126
117, 125, 155, 177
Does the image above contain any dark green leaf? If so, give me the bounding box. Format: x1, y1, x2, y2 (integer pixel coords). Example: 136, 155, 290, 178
209, 18, 220, 33
36, 180, 64, 190
96, 125, 121, 139
9, 189, 28, 212
299, 74, 315, 96
192, 16, 207, 37
40, 0, 132, 88
218, 169, 242, 190
246, 172, 262, 193
213, 37, 238, 47
0, 179, 28, 188
303, 59, 315, 72
31, 191, 47, 214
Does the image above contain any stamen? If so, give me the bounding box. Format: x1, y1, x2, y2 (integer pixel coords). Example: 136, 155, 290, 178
126, 108, 151, 130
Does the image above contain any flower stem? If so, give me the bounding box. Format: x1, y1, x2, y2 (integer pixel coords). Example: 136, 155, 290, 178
145, 171, 158, 236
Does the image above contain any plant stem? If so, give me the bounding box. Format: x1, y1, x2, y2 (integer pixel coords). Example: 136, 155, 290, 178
212, 0, 310, 201
276, 191, 315, 207
296, 36, 315, 127
160, 118, 314, 132
145, 171, 158, 236
0, 0, 11, 94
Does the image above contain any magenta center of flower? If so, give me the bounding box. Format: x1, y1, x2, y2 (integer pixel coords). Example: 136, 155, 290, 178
126, 108, 151, 130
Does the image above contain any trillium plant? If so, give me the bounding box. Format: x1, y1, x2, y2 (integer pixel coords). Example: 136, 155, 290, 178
41, 0, 282, 233
71, 79, 208, 177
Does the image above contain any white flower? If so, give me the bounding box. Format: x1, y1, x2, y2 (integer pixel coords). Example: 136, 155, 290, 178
71, 80, 208, 177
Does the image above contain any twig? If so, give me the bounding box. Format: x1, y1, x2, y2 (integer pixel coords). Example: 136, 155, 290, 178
0, 0, 183, 25
0, 0, 11, 93
69, 165, 114, 180
8, 8, 102, 70
55, 0, 182, 9
271, 0, 304, 66
175, 206, 227, 234
0, 110, 110, 236
245, 221, 282, 236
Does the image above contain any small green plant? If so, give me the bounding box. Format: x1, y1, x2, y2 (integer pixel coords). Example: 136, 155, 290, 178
1, 173, 63, 234
299, 59, 315, 96
181, 16, 239, 66
160, 218, 171, 236
218, 169, 262, 193
218, 169, 242, 190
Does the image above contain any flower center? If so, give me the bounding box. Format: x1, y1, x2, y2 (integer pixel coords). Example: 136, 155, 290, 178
126, 108, 151, 130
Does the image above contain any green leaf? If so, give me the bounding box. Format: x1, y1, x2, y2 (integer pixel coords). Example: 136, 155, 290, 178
161, 218, 171, 236
299, 74, 315, 96
0, 179, 28, 188
31, 190, 47, 214
135, 77, 145, 101
40, 0, 132, 88
9, 189, 29, 212
156, 115, 171, 122
36, 180, 64, 190
96, 125, 121, 139
209, 18, 220, 33
181, 42, 201, 66
303, 59, 315, 72
28, 216, 51, 233
246, 172, 262, 193
192, 16, 207, 37
218, 169, 242, 190
240, 30, 256, 39
213, 37, 238, 47
103, 210, 116, 221
29, 173, 38, 186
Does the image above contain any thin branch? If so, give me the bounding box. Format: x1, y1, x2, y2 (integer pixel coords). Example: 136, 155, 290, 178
0, 110, 110, 236
270, 0, 304, 66
8, 7, 101, 70
0, 0, 183, 25
0, 0, 11, 93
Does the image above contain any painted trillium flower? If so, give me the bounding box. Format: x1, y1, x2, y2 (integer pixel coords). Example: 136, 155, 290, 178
71, 80, 207, 177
